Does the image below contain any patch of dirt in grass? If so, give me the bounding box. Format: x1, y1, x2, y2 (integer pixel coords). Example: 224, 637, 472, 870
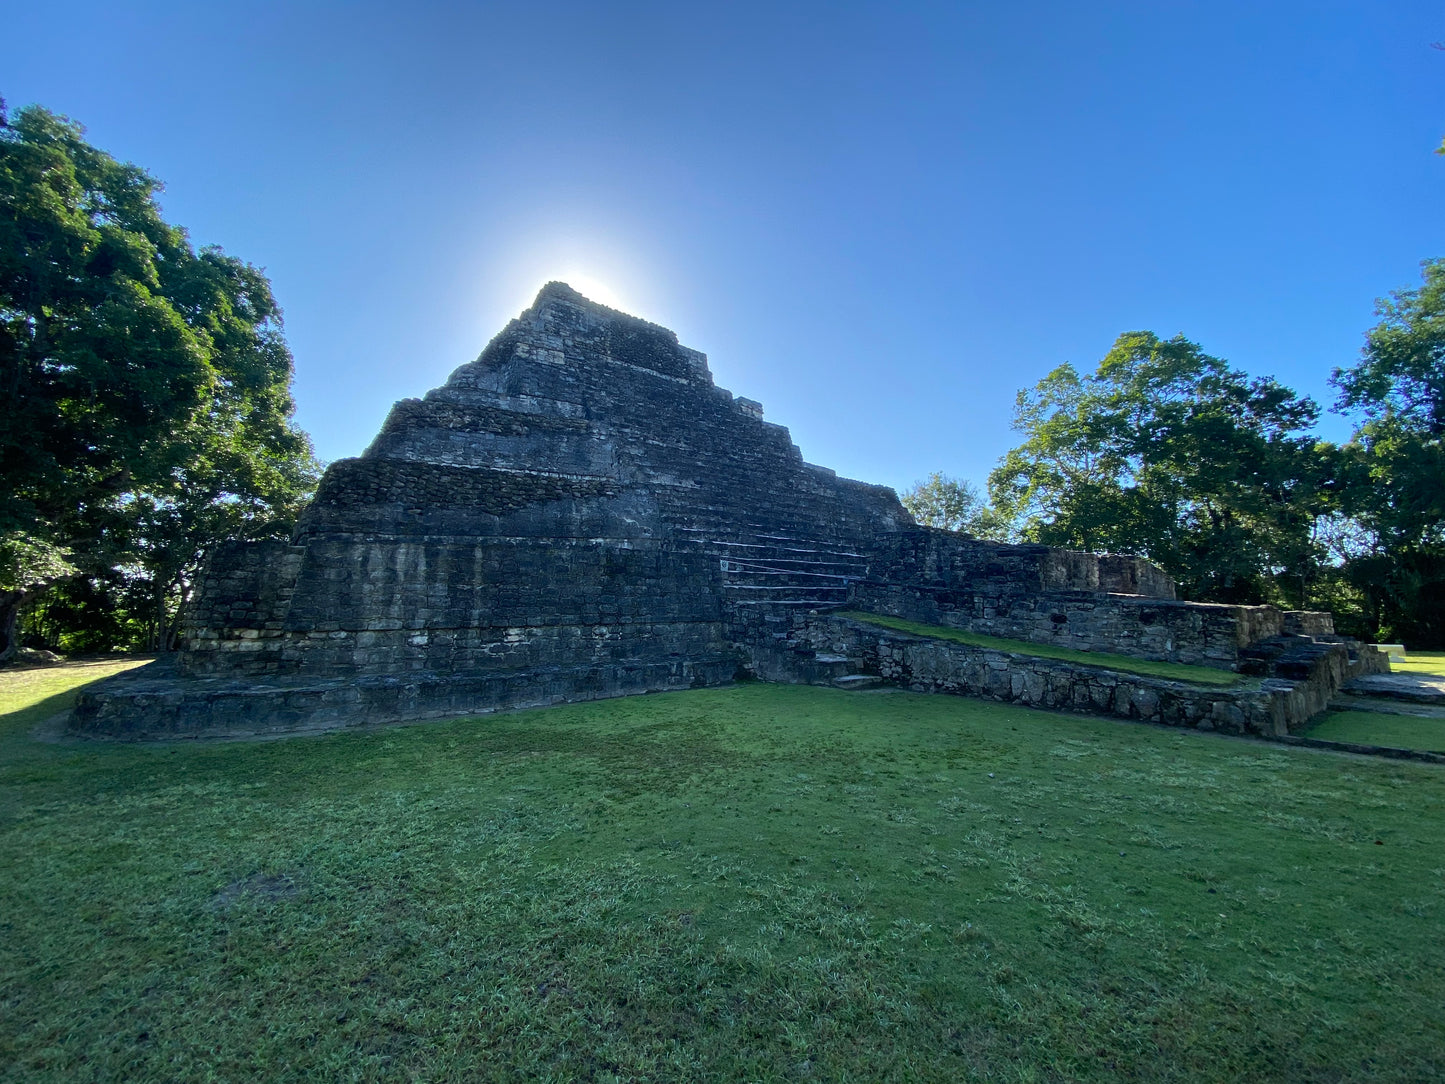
210, 871, 302, 910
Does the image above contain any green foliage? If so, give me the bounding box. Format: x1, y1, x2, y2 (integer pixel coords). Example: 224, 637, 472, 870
1335, 260, 1445, 442
0, 99, 318, 654
0, 100, 206, 533
988, 333, 1331, 604
1331, 259, 1445, 646
900, 472, 1009, 538
4, 669, 1445, 1081
837, 610, 1242, 685
0, 533, 74, 594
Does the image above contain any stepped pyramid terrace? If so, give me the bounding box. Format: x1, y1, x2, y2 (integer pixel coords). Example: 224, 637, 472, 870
75, 283, 1387, 739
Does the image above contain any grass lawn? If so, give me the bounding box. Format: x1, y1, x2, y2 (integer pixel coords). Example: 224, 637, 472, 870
1390, 651, 1445, 678
1306, 711, 1445, 754
3, 663, 1444, 1081
1304, 651, 1445, 753
838, 611, 1243, 687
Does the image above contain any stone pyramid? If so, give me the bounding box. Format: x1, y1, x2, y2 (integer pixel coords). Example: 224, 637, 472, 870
77, 283, 1381, 741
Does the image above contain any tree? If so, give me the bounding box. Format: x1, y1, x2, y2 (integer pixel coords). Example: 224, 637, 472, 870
1332, 259, 1445, 646
900, 473, 1009, 538
0, 534, 74, 663
0, 99, 318, 659
988, 332, 1330, 604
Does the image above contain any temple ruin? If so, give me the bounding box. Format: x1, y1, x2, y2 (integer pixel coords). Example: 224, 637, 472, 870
75, 283, 1385, 738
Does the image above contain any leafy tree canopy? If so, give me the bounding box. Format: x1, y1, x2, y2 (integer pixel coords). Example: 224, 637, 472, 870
0, 98, 318, 657
988, 332, 1330, 603
1331, 258, 1445, 644
900, 473, 1008, 538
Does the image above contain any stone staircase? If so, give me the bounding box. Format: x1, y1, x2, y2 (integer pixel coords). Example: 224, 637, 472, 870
672, 524, 869, 608
1236, 634, 1370, 681
668, 521, 881, 687
731, 619, 883, 690
1331, 671, 1445, 722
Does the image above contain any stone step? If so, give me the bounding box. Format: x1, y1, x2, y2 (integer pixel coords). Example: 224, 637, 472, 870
722, 583, 849, 594
808, 652, 855, 680
1328, 693, 1445, 719
702, 542, 867, 565
730, 599, 852, 607
719, 569, 855, 586
671, 526, 870, 563
1341, 673, 1445, 706
834, 674, 884, 690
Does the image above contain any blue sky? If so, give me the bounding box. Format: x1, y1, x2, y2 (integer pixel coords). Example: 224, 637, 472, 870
6, 1, 1443, 494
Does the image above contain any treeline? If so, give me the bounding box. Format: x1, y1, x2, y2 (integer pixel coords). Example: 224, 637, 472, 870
904, 264, 1445, 647
1, 100, 319, 660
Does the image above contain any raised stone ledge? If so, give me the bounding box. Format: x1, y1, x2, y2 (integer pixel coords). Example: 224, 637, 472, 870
72, 654, 740, 740
779, 613, 1382, 738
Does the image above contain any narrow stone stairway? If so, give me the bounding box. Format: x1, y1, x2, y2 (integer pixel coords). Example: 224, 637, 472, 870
1335, 672, 1445, 711
672, 524, 870, 607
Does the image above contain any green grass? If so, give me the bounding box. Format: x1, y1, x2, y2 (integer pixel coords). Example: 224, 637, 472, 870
1304, 652, 1445, 752
838, 610, 1243, 687
1390, 651, 1445, 678
1306, 710, 1445, 754
3, 662, 1444, 1082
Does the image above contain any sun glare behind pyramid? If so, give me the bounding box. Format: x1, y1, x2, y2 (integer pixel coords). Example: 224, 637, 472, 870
545, 270, 630, 312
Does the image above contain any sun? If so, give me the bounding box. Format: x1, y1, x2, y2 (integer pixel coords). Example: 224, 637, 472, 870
477, 230, 658, 330
550, 271, 631, 312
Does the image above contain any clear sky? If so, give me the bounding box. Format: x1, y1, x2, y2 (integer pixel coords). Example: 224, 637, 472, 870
6, 2, 1443, 495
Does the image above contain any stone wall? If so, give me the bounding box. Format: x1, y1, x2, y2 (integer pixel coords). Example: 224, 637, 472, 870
184, 540, 306, 637
1282, 611, 1336, 637
788, 614, 1386, 739
1098, 554, 1177, 598
181, 533, 730, 682
849, 528, 1278, 669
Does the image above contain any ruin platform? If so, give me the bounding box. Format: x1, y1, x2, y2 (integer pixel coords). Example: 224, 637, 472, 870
75, 284, 1384, 739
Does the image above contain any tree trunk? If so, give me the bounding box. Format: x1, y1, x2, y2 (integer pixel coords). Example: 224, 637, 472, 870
155, 588, 170, 653
0, 589, 28, 664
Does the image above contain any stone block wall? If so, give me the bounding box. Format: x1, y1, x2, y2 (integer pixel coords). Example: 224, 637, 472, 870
1098, 554, 1177, 598
850, 528, 1280, 669
1282, 611, 1336, 637
943, 593, 1282, 670
184, 540, 306, 635
789, 614, 1384, 738
181, 532, 732, 681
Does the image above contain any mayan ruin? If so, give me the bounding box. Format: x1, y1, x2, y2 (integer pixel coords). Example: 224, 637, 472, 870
71, 284, 1388, 740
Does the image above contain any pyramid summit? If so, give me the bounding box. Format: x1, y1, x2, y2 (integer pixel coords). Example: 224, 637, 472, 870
75, 286, 1384, 739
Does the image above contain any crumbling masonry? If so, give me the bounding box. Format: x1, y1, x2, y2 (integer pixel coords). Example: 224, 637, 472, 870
75, 283, 1385, 738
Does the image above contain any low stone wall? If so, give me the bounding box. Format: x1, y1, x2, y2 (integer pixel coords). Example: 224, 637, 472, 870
846, 529, 1291, 670
1098, 554, 1177, 598
72, 654, 738, 740
850, 581, 1282, 670
1282, 611, 1336, 637
785, 614, 1380, 738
